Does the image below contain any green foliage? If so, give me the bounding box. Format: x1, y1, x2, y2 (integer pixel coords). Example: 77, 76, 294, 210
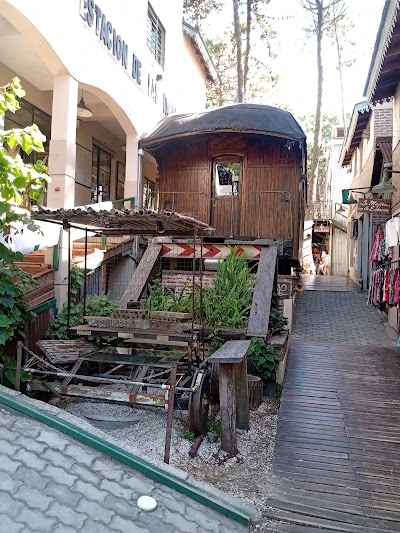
69, 266, 85, 298
0, 263, 37, 348
183, 0, 223, 28
181, 429, 196, 442
145, 279, 195, 316
207, 329, 224, 352
1, 355, 32, 386
206, 419, 221, 435
248, 337, 280, 382
269, 307, 288, 334
0, 77, 49, 354
145, 248, 254, 329
203, 1, 277, 107
46, 295, 119, 341
203, 248, 254, 328
0, 77, 49, 234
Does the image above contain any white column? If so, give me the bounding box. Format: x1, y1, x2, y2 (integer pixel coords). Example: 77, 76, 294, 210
47, 75, 78, 208
124, 133, 139, 204
47, 75, 78, 309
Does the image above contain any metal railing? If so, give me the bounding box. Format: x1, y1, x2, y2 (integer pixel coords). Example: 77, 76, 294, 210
313, 201, 332, 221
155, 190, 293, 240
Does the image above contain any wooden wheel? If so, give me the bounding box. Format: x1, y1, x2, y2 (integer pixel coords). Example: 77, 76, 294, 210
188, 370, 210, 435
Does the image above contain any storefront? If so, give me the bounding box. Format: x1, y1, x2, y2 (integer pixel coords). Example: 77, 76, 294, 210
0, 0, 217, 304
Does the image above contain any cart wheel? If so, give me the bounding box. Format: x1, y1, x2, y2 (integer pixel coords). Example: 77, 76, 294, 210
210, 362, 219, 403
188, 370, 210, 435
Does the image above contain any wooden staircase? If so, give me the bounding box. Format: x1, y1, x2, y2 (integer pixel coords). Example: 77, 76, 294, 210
119, 242, 162, 308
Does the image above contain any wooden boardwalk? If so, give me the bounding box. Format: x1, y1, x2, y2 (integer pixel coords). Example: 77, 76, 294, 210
266, 341, 400, 532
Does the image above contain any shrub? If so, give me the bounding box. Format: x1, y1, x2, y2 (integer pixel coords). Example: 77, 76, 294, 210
46, 295, 119, 341
248, 337, 280, 382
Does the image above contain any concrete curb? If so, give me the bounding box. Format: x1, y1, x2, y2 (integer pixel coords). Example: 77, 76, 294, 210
0, 385, 258, 527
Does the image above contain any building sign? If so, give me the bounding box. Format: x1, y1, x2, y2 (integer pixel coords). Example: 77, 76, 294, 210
79, 1, 174, 114
357, 198, 391, 215
277, 278, 293, 300
314, 225, 330, 233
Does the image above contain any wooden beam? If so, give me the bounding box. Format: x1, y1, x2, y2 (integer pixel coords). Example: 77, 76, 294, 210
235, 358, 250, 430
219, 363, 238, 456
247, 246, 278, 337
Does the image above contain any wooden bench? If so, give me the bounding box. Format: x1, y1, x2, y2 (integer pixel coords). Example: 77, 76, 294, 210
208, 339, 251, 456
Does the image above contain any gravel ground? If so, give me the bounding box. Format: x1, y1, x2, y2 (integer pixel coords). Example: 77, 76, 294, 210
60, 396, 278, 514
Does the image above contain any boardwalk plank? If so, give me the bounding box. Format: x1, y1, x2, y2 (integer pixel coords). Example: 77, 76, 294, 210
268, 328, 400, 532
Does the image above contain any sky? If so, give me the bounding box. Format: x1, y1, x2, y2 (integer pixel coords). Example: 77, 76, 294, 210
202, 0, 386, 122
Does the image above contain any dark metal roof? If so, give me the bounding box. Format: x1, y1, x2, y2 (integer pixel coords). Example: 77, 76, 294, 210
364, 0, 400, 103
139, 104, 306, 155
34, 206, 215, 236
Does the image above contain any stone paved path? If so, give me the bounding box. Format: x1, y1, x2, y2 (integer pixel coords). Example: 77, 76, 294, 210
292, 277, 394, 346
0, 404, 246, 533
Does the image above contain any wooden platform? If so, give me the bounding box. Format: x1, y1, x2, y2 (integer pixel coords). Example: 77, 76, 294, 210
267, 341, 400, 532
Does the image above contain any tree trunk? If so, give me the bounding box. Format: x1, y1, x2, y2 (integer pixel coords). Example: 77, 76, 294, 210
243, 0, 252, 101
232, 0, 244, 103
333, 5, 346, 136
309, 0, 323, 208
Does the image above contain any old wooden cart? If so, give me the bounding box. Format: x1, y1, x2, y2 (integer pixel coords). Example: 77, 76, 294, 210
26, 206, 215, 434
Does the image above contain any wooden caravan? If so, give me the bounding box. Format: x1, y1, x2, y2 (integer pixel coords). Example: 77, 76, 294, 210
140, 104, 307, 261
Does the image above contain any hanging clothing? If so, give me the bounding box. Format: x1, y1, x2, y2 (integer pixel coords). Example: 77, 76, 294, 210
370, 227, 386, 262
386, 218, 400, 247
368, 265, 400, 308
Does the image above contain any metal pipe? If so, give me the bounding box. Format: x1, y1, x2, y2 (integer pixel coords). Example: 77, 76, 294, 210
83, 228, 88, 316
134, 148, 144, 260
66, 228, 71, 337
24, 368, 195, 392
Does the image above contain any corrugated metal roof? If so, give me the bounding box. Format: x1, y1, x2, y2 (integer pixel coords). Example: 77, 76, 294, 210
34, 206, 215, 236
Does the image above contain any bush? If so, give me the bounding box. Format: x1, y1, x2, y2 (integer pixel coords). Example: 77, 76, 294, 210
46, 295, 119, 341
248, 337, 280, 382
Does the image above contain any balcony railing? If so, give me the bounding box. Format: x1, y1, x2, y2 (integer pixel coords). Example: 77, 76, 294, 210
313, 201, 332, 221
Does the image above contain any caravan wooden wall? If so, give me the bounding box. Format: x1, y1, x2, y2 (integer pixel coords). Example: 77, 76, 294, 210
158, 134, 303, 257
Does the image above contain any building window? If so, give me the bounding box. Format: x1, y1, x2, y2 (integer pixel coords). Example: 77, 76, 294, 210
116, 162, 125, 200
5, 99, 51, 165
146, 3, 165, 68
92, 144, 112, 202
213, 157, 242, 197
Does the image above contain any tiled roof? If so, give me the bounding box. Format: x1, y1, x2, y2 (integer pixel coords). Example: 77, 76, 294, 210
34, 206, 215, 236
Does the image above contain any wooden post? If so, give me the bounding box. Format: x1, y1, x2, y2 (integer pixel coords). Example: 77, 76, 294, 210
164, 364, 177, 464
235, 357, 249, 430
247, 374, 263, 409
219, 363, 237, 456
15, 341, 23, 392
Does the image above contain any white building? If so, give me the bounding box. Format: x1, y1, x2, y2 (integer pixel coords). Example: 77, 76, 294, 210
0, 0, 217, 303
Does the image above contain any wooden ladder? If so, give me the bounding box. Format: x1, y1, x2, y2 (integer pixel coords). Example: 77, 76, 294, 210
119, 242, 162, 308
